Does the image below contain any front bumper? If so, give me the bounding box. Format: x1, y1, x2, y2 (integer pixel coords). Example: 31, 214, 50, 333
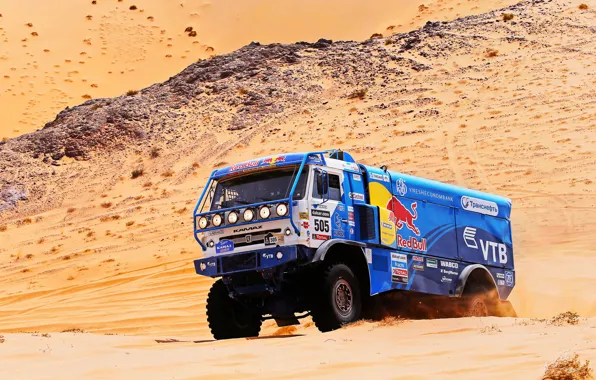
193, 245, 298, 278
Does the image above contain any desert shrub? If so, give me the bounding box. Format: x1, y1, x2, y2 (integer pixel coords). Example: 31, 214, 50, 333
502, 13, 514, 21
348, 88, 368, 100
548, 311, 580, 326
542, 353, 593, 380
0, 226, 7, 232
126, 89, 138, 96
100, 202, 112, 208
150, 147, 160, 158
131, 169, 144, 179
129, 5, 137, 10
161, 170, 174, 177
370, 33, 383, 39
126, 221, 135, 227
579, 3, 588, 10
67, 207, 76, 213
485, 49, 499, 58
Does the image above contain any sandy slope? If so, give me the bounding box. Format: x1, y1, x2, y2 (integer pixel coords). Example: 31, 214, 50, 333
1, 317, 595, 379
1, 0, 596, 378
0, 0, 519, 139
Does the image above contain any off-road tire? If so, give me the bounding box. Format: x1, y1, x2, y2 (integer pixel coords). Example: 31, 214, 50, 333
461, 283, 498, 317
311, 263, 362, 332
206, 279, 262, 340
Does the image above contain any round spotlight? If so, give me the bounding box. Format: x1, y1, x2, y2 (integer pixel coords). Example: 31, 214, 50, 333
276, 203, 288, 216
259, 206, 271, 219
212, 214, 223, 227
284, 228, 292, 236
276, 251, 283, 260
198, 216, 209, 229
227, 211, 239, 224
243, 208, 255, 222
207, 240, 215, 248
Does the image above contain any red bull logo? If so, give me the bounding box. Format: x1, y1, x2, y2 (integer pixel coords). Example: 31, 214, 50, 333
262, 155, 286, 165
397, 235, 427, 251
386, 196, 421, 236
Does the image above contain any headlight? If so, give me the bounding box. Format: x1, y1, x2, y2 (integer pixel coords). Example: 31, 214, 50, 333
207, 240, 215, 248
227, 211, 239, 224
276, 203, 288, 216
259, 206, 271, 219
212, 214, 223, 227
198, 216, 209, 229
243, 208, 254, 222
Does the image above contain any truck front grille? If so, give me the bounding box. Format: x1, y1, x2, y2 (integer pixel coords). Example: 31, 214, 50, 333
220, 228, 282, 248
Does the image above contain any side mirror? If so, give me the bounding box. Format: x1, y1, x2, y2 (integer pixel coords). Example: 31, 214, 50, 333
315, 169, 329, 201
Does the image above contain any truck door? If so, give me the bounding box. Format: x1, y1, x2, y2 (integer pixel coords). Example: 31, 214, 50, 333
310, 168, 350, 244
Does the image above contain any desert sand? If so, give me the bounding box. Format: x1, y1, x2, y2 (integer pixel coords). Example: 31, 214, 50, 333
1, 0, 596, 378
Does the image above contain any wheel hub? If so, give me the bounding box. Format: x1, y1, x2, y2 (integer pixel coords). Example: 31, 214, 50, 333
470, 298, 488, 317
334, 279, 353, 316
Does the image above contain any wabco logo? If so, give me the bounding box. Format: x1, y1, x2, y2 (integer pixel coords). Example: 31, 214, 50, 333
440, 260, 458, 269
462, 227, 508, 264
461, 196, 499, 216
233, 225, 263, 233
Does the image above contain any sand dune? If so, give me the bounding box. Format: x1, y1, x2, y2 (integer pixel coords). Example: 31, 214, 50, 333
1, 0, 596, 378
0, 0, 519, 139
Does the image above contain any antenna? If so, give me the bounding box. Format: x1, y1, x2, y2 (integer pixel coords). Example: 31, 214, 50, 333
380, 165, 388, 172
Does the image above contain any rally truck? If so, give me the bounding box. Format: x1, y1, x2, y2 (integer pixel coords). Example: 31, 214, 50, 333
193, 150, 516, 339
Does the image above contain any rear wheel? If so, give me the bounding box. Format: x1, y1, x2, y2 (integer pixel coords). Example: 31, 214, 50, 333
462, 283, 498, 317
311, 263, 362, 332
206, 279, 262, 340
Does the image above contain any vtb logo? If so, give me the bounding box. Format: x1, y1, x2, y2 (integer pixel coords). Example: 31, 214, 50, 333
386, 196, 420, 236
463, 227, 508, 264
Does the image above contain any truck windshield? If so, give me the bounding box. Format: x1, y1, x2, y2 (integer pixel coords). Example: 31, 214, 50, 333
210, 166, 308, 210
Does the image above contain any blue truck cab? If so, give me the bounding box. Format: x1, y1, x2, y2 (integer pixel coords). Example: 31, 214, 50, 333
193, 150, 516, 339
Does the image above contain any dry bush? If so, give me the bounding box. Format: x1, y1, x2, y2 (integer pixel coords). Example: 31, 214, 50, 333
348, 88, 368, 100
176, 207, 187, 214
579, 3, 588, 10
385, 39, 393, 45
25, 253, 34, 259
161, 170, 174, 177
102, 258, 116, 263
480, 324, 502, 333
150, 147, 160, 158
67, 276, 75, 281
61, 328, 84, 333
86, 231, 94, 237
485, 49, 499, 58
543, 353, 593, 380
126, 89, 138, 96
67, 207, 76, 213
192, 162, 200, 168
502, 13, 514, 21
129, 5, 137, 10
62, 255, 71, 260
126, 221, 135, 227
549, 311, 580, 326
100, 202, 112, 208
188, 30, 197, 37
21, 268, 30, 273
0, 335, 4, 343
272, 326, 297, 336
0, 226, 6, 232
370, 33, 383, 39
131, 169, 144, 179
100, 215, 120, 222
41, 333, 51, 338
143, 181, 152, 188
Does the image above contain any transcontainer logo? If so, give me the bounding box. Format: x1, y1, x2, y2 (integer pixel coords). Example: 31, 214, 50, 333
460, 196, 499, 216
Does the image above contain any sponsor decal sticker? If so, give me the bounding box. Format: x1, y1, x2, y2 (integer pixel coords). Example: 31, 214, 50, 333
348, 211, 354, 221
215, 240, 234, 253
441, 276, 452, 283
413, 263, 424, 271
299, 212, 309, 220
365, 248, 372, 264
461, 227, 508, 265
230, 160, 259, 172
343, 162, 360, 172
349, 192, 365, 201
314, 234, 330, 241
387, 197, 420, 236
349, 227, 354, 235
440, 269, 458, 276
409, 187, 454, 202
311, 209, 331, 218
263, 232, 280, 246
426, 258, 438, 268
496, 273, 505, 279
352, 174, 362, 181
391, 252, 408, 284
413, 255, 424, 262
262, 252, 274, 259
396, 178, 408, 197
505, 271, 514, 287
205, 229, 224, 237
301, 221, 309, 229
440, 260, 459, 269
461, 196, 499, 216
397, 235, 427, 251
497, 279, 505, 286
369, 172, 390, 182
261, 155, 286, 165
381, 222, 393, 230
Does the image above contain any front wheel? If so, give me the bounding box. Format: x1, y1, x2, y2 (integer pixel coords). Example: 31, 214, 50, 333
461, 283, 498, 317
311, 263, 362, 332
206, 279, 262, 340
